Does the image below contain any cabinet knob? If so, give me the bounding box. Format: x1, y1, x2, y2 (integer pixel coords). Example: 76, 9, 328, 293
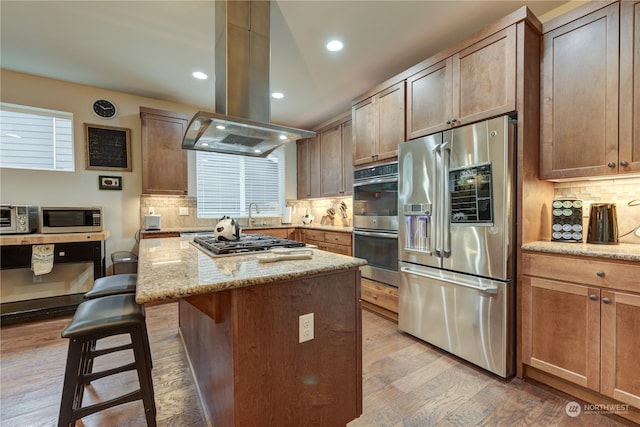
451, 118, 457, 123
596, 271, 605, 277
446, 120, 451, 124
589, 294, 598, 301
602, 297, 611, 304
620, 160, 629, 167
607, 162, 616, 168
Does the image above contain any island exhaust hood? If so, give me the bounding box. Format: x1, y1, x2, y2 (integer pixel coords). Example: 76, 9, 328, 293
182, 0, 315, 157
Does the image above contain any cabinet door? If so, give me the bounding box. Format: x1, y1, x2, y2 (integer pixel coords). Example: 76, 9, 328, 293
453, 25, 516, 127
620, 1, 640, 173
601, 290, 640, 408
297, 139, 310, 199
141, 108, 188, 195
320, 125, 343, 196
342, 120, 353, 193
521, 276, 601, 391
407, 58, 453, 139
308, 137, 321, 197
352, 97, 376, 166
376, 81, 405, 162
540, 3, 620, 179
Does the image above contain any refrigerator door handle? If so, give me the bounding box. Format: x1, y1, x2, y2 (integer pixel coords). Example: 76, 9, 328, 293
434, 144, 442, 257
441, 142, 451, 258
400, 266, 499, 294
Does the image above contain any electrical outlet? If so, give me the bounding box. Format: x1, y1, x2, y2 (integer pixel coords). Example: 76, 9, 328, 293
299, 313, 314, 343
148, 207, 155, 215
179, 207, 189, 216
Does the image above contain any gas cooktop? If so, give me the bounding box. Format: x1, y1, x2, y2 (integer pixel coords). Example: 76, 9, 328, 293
193, 234, 305, 256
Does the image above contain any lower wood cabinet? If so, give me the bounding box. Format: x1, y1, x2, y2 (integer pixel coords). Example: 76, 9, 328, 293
360, 278, 398, 321
141, 232, 180, 239
521, 252, 640, 413
299, 229, 352, 256
242, 228, 294, 239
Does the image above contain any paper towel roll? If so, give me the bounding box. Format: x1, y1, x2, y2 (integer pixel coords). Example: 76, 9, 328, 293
283, 206, 293, 224
32, 244, 54, 276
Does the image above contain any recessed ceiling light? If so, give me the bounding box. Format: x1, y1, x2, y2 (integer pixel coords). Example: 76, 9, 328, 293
272, 92, 284, 99
192, 71, 208, 80
326, 40, 343, 52
215, 125, 226, 130
254, 149, 262, 153
279, 135, 287, 140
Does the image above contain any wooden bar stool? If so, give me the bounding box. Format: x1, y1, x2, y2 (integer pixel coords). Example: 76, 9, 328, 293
58, 294, 156, 427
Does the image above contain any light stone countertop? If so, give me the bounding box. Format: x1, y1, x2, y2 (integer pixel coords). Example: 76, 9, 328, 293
0, 230, 110, 246
136, 237, 366, 304
140, 224, 353, 235
522, 241, 640, 262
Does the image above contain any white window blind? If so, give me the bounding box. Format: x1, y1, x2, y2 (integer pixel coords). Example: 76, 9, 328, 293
0, 103, 74, 171
196, 149, 284, 218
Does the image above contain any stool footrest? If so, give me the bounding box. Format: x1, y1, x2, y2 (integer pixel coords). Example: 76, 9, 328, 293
84, 362, 136, 384
73, 390, 142, 420
90, 342, 133, 358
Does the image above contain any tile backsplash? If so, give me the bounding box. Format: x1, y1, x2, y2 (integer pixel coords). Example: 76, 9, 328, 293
140, 195, 353, 230
554, 177, 640, 244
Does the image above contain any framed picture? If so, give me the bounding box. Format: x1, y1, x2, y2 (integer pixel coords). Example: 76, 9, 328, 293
85, 123, 131, 171
99, 175, 122, 190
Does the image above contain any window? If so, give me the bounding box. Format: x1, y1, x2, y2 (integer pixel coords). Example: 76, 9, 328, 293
0, 103, 74, 171
196, 149, 284, 218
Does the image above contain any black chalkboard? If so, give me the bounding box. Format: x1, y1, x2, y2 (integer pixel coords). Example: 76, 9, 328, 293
85, 124, 131, 171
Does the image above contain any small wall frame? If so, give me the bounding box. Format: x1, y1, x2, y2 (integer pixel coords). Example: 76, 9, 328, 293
85, 123, 131, 171
99, 175, 122, 190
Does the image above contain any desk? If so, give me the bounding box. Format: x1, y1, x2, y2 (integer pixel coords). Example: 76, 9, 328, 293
0, 231, 110, 324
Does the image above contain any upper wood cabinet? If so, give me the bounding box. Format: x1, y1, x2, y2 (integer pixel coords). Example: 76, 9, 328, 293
297, 137, 320, 199
320, 120, 353, 196
140, 107, 189, 195
541, 2, 640, 179
352, 81, 405, 166
619, 0, 640, 174
407, 26, 516, 139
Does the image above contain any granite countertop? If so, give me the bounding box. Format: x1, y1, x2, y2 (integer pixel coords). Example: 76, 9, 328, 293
522, 241, 640, 262
0, 230, 110, 246
136, 237, 366, 304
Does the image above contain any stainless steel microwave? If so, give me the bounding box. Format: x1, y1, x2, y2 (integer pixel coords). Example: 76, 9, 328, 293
0, 205, 39, 234
40, 206, 103, 234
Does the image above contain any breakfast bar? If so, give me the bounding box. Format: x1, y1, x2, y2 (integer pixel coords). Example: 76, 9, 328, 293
136, 236, 367, 426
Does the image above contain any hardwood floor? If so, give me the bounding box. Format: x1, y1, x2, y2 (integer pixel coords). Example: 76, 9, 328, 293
0, 303, 632, 426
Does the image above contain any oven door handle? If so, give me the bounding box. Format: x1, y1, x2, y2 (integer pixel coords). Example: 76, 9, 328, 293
353, 176, 398, 187
353, 230, 398, 239
400, 266, 498, 294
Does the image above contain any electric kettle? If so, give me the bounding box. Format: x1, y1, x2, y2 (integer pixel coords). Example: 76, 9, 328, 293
587, 203, 618, 244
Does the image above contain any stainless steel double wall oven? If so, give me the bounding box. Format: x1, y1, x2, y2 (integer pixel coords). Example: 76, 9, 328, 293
352, 162, 399, 287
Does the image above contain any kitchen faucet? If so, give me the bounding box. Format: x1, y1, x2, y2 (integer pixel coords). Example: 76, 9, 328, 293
248, 203, 260, 225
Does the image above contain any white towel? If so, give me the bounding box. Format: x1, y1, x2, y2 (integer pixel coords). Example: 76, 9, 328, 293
32, 244, 54, 276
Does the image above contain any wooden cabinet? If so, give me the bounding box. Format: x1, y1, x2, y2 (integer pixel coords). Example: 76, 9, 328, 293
360, 278, 398, 321
140, 107, 189, 195
299, 229, 352, 256
352, 81, 405, 166
619, 0, 640, 174
541, 2, 640, 179
296, 137, 320, 199
242, 228, 294, 240
320, 119, 353, 197
298, 116, 353, 199
141, 231, 180, 239
407, 26, 516, 139
521, 251, 640, 410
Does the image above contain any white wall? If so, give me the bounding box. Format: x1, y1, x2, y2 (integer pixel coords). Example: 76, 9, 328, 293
1, 70, 301, 267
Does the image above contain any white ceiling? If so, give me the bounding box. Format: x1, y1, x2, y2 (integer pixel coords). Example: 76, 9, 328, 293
1, 1, 567, 130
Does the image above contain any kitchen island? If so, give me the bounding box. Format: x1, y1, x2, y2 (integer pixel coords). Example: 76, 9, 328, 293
136, 237, 367, 426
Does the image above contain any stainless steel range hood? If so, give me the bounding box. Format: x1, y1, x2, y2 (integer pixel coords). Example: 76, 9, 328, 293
182, 0, 315, 157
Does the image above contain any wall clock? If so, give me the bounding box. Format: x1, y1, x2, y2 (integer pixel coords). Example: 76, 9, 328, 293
92, 98, 117, 119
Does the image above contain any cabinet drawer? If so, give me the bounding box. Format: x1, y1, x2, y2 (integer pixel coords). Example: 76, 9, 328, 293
323, 242, 352, 256
522, 252, 640, 293
361, 278, 398, 314
324, 231, 352, 246
302, 230, 325, 242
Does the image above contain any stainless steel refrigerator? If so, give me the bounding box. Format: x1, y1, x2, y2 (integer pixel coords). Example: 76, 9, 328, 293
398, 115, 515, 377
